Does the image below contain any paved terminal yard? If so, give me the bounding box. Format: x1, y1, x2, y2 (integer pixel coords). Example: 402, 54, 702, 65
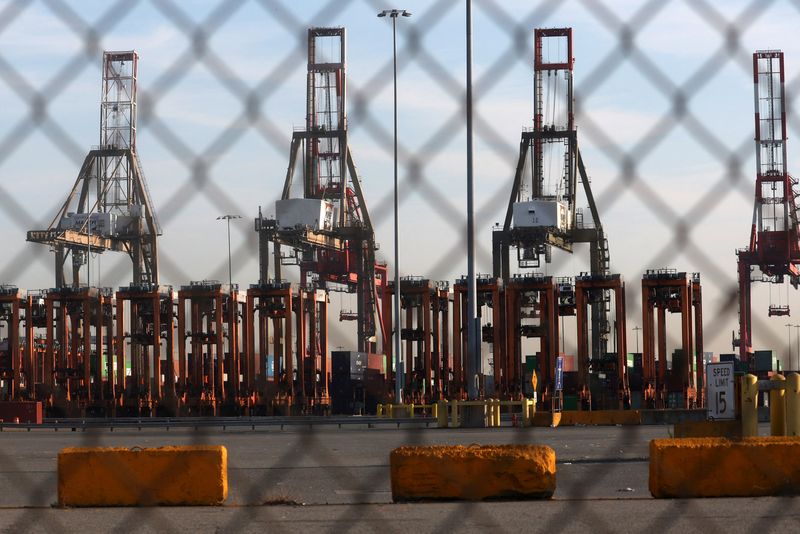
0, 422, 798, 532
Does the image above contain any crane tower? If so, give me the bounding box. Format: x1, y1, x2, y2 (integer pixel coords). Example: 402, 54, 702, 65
256, 28, 386, 353
492, 28, 611, 357
27, 51, 161, 288
736, 49, 800, 362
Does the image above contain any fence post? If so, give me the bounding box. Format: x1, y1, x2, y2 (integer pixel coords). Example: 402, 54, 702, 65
770, 374, 786, 436
787, 373, 800, 437
741, 374, 758, 437
437, 400, 448, 428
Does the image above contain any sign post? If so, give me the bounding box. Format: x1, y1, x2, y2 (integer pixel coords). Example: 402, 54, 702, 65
707, 362, 735, 420
554, 356, 564, 413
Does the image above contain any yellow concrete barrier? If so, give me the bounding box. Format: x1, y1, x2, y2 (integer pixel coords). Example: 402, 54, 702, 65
391, 445, 555, 501
559, 410, 640, 426
381, 403, 437, 419
673, 419, 742, 438
58, 446, 228, 506
649, 437, 800, 498
532, 411, 561, 427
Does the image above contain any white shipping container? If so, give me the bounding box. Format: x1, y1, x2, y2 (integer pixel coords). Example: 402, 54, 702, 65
512, 200, 571, 231
58, 212, 117, 237
276, 199, 335, 231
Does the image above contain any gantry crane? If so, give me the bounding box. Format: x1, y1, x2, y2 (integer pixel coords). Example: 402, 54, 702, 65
492, 28, 611, 374
27, 51, 161, 288
256, 28, 386, 353
736, 49, 800, 363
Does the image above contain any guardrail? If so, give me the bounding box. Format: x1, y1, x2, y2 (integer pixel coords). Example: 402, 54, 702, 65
740, 372, 800, 437
0, 415, 436, 432
378, 399, 536, 428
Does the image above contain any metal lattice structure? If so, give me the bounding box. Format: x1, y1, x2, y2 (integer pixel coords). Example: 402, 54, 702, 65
492, 28, 613, 392
256, 27, 386, 354
736, 49, 800, 363
27, 51, 161, 289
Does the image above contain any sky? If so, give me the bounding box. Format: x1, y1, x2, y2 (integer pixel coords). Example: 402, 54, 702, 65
1, 0, 800, 365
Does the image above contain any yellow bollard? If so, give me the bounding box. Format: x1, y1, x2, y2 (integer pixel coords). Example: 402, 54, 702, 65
388, 403, 394, 419
451, 399, 459, 428
437, 400, 448, 428
771, 374, 787, 436
741, 374, 758, 437
495, 400, 502, 427
522, 399, 531, 427
787, 373, 800, 437
409, 403, 415, 419
489, 400, 496, 427
377, 404, 383, 417
432, 402, 438, 420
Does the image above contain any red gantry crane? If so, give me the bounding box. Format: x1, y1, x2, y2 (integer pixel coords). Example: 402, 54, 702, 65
736, 49, 800, 364
256, 28, 387, 354
492, 28, 615, 397
27, 51, 161, 288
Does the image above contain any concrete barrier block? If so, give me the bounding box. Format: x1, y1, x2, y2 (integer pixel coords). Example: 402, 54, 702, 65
390, 445, 555, 501
559, 410, 640, 426
533, 411, 561, 427
0, 401, 42, 424
649, 437, 800, 498
673, 419, 742, 438
58, 446, 228, 506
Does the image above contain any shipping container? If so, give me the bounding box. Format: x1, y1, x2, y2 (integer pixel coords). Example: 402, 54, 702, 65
58, 212, 118, 237
512, 200, 571, 231
367, 353, 386, 375
276, 198, 335, 231
755, 350, 776, 372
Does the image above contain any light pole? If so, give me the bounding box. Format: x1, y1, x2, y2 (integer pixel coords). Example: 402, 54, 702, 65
216, 215, 241, 288
794, 324, 800, 372
378, 8, 411, 404
465, 0, 480, 403
632, 325, 642, 354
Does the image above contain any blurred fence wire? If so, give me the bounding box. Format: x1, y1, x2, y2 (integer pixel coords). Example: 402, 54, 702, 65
0, 0, 800, 530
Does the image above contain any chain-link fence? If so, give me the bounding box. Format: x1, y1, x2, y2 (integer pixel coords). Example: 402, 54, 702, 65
2, 0, 800, 530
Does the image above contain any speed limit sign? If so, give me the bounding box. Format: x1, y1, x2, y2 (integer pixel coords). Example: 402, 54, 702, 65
707, 362, 735, 420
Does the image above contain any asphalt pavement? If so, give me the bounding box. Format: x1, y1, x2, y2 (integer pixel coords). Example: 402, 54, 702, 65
0, 422, 798, 532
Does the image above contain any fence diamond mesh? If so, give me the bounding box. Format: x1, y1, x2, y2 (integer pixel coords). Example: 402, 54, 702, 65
1, 0, 800, 531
